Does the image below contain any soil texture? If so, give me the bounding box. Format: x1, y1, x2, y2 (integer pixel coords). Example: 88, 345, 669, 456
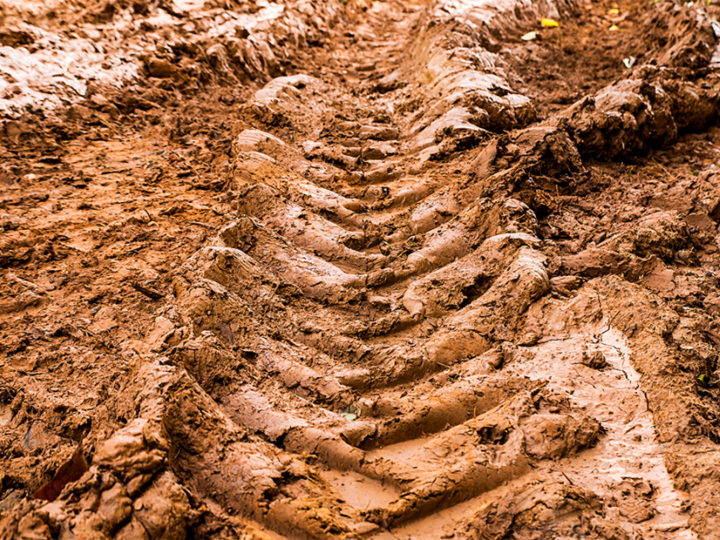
3, 0, 720, 538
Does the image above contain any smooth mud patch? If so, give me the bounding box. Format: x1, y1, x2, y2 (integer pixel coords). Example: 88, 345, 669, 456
511, 323, 696, 539
320, 470, 399, 512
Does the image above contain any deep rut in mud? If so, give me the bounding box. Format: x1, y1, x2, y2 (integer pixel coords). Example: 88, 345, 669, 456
4, 0, 720, 538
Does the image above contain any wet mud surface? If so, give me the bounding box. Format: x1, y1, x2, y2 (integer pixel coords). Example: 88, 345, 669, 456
3, 0, 720, 538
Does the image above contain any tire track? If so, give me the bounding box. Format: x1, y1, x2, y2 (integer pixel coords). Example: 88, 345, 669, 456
5, 0, 720, 538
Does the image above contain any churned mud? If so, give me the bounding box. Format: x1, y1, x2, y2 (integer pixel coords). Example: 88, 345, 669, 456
3, 0, 720, 538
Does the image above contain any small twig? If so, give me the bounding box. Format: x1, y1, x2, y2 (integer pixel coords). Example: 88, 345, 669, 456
189, 221, 213, 229
8, 272, 40, 291
131, 282, 164, 300
601, 310, 620, 334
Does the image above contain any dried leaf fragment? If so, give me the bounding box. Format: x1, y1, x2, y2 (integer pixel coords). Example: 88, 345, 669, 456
33, 445, 88, 502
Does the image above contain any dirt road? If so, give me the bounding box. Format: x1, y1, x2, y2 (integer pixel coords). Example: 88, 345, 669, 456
3, 0, 720, 538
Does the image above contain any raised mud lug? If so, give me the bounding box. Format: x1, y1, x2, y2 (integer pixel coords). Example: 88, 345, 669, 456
463, 475, 624, 539
402, 233, 542, 318
361, 388, 599, 527
132, 471, 190, 540
93, 419, 167, 481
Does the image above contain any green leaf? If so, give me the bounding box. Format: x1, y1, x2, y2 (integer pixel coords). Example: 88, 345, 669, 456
340, 404, 361, 421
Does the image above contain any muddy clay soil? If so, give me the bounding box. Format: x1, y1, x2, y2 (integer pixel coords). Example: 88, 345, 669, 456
4, 0, 720, 538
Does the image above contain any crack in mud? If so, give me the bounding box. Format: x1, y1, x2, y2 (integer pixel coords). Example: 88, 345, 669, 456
514, 323, 696, 538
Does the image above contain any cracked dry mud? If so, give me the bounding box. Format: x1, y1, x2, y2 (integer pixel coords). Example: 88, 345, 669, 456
4, 0, 720, 538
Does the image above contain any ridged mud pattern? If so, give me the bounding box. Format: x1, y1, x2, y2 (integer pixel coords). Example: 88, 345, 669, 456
4, 0, 720, 538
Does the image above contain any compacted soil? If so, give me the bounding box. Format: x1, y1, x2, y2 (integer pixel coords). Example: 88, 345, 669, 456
3, 0, 720, 538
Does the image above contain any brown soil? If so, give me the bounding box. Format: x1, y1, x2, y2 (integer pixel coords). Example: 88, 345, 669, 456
3, 0, 720, 538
